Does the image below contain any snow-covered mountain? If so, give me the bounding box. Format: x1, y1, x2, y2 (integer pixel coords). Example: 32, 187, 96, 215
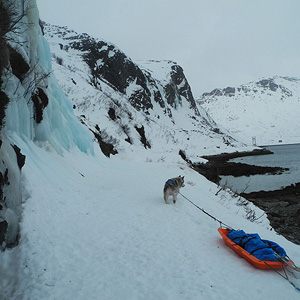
0, 1, 299, 299
42, 22, 242, 160
198, 77, 300, 146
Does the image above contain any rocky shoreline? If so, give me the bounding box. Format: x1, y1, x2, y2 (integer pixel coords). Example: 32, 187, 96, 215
241, 183, 300, 245
192, 148, 287, 183
187, 148, 300, 245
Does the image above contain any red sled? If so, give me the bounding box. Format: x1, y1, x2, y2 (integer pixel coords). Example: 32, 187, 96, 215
218, 228, 287, 270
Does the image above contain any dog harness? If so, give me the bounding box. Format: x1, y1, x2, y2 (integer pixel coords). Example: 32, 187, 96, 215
166, 179, 176, 186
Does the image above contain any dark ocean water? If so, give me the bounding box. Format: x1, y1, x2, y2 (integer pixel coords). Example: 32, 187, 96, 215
220, 144, 300, 193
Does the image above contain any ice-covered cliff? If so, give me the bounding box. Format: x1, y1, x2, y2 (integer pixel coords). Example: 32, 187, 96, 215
0, 0, 93, 247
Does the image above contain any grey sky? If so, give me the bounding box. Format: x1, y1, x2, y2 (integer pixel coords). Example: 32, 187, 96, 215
37, 0, 300, 96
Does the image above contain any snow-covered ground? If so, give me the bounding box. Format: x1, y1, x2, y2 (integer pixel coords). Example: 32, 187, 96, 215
1, 138, 300, 300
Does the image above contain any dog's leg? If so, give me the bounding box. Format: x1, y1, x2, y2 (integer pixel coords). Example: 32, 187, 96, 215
164, 192, 169, 204
173, 193, 177, 204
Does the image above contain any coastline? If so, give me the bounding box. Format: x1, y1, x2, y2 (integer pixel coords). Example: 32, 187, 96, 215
191, 148, 286, 184
241, 183, 300, 244
185, 148, 300, 245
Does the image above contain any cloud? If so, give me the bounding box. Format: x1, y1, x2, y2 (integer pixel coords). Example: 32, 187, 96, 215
37, 0, 300, 96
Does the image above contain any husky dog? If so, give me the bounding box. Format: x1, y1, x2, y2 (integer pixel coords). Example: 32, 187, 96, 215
163, 176, 185, 204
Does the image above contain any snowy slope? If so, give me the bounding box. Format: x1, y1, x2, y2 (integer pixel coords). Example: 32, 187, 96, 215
2, 141, 300, 300
12, 44, 300, 300
198, 77, 300, 146
0, 1, 300, 300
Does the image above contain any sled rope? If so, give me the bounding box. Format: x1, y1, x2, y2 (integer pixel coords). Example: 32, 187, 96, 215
170, 184, 234, 230
264, 262, 300, 292
169, 184, 300, 292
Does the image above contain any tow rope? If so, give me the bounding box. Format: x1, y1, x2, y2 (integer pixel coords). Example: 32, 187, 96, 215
169, 184, 300, 292
265, 260, 300, 292
169, 185, 234, 230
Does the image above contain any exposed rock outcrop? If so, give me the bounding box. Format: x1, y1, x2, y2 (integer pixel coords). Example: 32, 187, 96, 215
242, 183, 300, 244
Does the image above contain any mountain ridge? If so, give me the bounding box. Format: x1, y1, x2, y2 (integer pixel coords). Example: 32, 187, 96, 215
198, 76, 300, 145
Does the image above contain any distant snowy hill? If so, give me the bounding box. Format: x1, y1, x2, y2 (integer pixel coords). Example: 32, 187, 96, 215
42, 23, 242, 160
198, 77, 300, 146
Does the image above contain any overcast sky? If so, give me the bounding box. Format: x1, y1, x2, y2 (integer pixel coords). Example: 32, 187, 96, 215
37, 0, 300, 96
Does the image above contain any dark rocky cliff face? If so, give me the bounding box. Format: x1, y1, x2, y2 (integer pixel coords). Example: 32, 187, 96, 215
169, 64, 199, 116
68, 34, 155, 114
201, 78, 293, 99
45, 24, 198, 118
202, 86, 236, 98
69, 36, 154, 112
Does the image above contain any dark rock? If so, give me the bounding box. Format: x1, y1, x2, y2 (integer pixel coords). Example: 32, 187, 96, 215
202, 148, 273, 162
202, 88, 223, 97
0, 90, 9, 129
191, 149, 285, 183
242, 182, 300, 244
39, 19, 44, 35
8, 45, 30, 81
0, 39, 9, 75
90, 129, 118, 158
108, 107, 117, 121
31, 87, 49, 123
0, 220, 8, 245
224, 87, 235, 96
169, 64, 200, 116
0, 2, 10, 74
257, 78, 278, 92
11, 144, 26, 170
69, 36, 154, 113
179, 149, 192, 164
135, 125, 151, 149
202, 86, 235, 98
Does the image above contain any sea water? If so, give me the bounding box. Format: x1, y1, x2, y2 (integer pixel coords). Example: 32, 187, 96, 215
219, 144, 300, 193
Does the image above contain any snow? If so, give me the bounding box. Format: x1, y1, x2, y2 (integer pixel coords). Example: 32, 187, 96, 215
1, 1, 300, 299
1, 139, 299, 300
198, 77, 300, 146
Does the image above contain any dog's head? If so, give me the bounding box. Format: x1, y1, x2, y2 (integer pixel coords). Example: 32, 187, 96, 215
177, 175, 185, 187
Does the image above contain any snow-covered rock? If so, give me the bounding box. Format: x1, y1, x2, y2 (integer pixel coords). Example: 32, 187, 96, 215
43, 23, 242, 160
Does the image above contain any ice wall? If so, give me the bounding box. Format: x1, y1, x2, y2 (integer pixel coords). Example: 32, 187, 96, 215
0, 0, 94, 247
5, 0, 94, 153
